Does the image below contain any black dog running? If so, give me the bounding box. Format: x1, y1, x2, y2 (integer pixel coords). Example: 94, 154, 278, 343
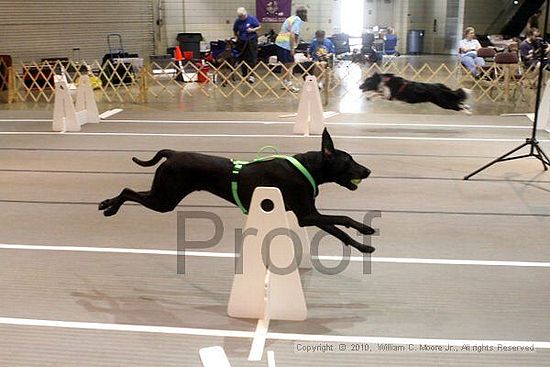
99, 129, 376, 253
360, 72, 471, 113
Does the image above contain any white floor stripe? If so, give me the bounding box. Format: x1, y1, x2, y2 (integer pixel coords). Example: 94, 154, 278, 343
0, 131, 544, 143
1, 244, 549, 268
106, 120, 531, 130
0, 119, 49, 122
0, 317, 254, 338
0, 317, 548, 349
278, 111, 340, 119
99, 109, 123, 119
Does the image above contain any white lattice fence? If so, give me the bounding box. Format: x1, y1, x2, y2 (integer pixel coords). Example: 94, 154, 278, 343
2, 58, 548, 106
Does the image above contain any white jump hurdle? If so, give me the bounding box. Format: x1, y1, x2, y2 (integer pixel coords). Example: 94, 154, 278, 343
294, 75, 326, 135
227, 187, 310, 361
53, 74, 99, 132
539, 82, 550, 133
500, 82, 550, 134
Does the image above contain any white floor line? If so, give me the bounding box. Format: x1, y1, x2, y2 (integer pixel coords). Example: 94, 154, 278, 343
0, 118, 532, 129
0, 317, 548, 349
115, 120, 530, 130
99, 109, 123, 119
501, 113, 535, 121
1, 244, 549, 268
0, 131, 544, 143
0, 317, 254, 338
278, 111, 340, 119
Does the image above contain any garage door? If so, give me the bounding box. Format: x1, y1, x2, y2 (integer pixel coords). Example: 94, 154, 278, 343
0, 0, 154, 63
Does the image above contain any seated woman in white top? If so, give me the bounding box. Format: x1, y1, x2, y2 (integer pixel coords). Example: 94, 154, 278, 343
459, 27, 485, 77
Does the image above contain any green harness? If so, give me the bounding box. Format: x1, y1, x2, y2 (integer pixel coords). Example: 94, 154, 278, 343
231, 154, 318, 215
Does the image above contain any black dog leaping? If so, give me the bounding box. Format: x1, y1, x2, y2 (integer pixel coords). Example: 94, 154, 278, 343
99, 129, 376, 253
360, 72, 471, 113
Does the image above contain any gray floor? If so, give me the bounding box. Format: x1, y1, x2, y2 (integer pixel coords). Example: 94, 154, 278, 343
0, 107, 549, 366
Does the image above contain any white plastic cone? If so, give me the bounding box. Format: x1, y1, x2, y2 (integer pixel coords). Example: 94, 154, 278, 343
227, 187, 307, 321
52, 75, 80, 132
287, 210, 311, 269
75, 75, 100, 124
52, 74, 100, 132
294, 75, 326, 135
537, 82, 550, 133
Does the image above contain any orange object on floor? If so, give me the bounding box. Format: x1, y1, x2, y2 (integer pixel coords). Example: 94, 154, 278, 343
174, 46, 184, 61
183, 51, 193, 60
196, 63, 209, 83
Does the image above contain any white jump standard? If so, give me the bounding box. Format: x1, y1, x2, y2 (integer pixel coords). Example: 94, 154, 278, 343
52, 74, 100, 132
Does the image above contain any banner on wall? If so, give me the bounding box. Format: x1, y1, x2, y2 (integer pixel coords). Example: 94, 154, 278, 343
256, 0, 291, 23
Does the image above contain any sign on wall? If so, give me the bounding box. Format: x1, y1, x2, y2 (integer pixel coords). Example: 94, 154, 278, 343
256, 0, 291, 23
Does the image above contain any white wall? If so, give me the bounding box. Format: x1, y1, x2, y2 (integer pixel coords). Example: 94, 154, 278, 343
164, 0, 254, 46
364, 0, 395, 28
404, 0, 447, 54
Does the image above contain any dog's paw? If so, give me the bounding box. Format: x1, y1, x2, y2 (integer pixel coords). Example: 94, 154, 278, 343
103, 206, 120, 217
353, 242, 375, 254
461, 104, 473, 115
358, 225, 376, 235
98, 199, 113, 210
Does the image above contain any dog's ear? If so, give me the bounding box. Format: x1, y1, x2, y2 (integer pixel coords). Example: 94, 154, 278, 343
322, 128, 335, 158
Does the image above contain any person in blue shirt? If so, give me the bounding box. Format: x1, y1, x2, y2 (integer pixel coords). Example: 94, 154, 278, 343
308, 30, 335, 90
309, 30, 335, 61
275, 5, 308, 92
233, 7, 261, 83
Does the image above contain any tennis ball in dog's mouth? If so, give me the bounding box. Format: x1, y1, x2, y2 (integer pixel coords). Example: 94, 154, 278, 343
350, 178, 362, 186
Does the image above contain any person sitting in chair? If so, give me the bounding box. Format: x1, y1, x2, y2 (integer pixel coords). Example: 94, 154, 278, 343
308, 30, 335, 90
459, 27, 485, 77
309, 30, 335, 61
520, 28, 549, 68
383, 27, 398, 56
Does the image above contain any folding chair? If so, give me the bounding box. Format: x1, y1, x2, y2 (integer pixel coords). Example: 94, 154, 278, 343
494, 51, 520, 101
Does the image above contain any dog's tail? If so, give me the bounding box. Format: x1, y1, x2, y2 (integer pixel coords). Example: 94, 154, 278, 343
132, 149, 174, 167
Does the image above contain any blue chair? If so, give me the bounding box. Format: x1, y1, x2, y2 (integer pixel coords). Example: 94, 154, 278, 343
209, 40, 228, 60
383, 34, 398, 55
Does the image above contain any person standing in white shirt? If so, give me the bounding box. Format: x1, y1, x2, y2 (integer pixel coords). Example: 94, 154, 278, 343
459, 27, 485, 77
